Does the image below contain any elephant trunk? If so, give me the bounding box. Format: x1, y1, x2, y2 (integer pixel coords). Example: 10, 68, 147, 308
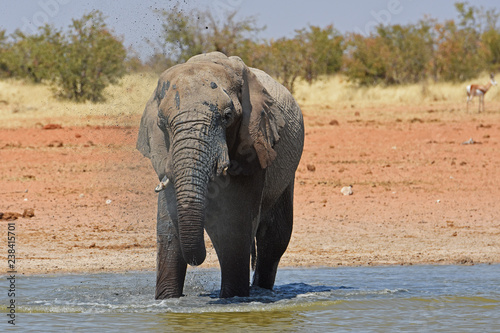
170, 110, 230, 266
172, 138, 211, 266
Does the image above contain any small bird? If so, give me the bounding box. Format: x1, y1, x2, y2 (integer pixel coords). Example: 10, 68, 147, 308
341, 185, 353, 196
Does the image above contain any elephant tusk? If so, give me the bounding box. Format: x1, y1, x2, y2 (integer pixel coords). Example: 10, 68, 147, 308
155, 176, 170, 193
222, 166, 228, 176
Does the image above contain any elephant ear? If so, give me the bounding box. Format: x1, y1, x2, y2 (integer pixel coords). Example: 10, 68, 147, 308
136, 89, 170, 180
136, 94, 155, 159
233, 58, 285, 169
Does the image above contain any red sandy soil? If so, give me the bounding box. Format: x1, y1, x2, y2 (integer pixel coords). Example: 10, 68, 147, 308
1, 108, 499, 275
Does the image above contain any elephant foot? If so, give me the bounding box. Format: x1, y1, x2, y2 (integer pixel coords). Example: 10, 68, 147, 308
252, 261, 280, 290
155, 287, 183, 299
219, 285, 250, 298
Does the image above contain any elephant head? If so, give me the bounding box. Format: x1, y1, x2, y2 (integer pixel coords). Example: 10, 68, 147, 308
137, 52, 284, 266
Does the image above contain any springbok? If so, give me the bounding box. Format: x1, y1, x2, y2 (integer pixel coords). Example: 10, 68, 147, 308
466, 73, 497, 112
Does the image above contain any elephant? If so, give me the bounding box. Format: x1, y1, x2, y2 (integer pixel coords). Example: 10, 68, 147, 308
136, 51, 304, 299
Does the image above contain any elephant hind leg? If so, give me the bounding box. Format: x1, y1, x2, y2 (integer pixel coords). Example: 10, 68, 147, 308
252, 182, 294, 290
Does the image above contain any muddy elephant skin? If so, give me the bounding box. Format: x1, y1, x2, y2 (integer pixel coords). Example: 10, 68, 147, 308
137, 52, 304, 298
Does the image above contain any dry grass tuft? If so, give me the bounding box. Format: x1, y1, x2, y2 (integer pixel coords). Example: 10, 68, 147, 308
0, 73, 157, 128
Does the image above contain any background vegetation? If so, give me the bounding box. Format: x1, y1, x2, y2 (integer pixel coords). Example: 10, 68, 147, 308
0, 2, 499, 101
0, 10, 126, 102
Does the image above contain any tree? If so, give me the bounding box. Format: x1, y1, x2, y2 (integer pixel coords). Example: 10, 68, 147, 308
250, 25, 343, 93
155, 7, 206, 64
295, 25, 344, 84
343, 33, 390, 85
478, 5, 500, 71
0, 29, 9, 77
344, 21, 434, 85
434, 19, 488, 81
207, 10, 264, 58
376, 22, 434, 84
265, 38, 304, 93
444, 2, 497, 78
154, 6, 262, 64
0, 30, 6, 45
483, 28, 500, 71
1, 26, 63, 82
53, 11, 127, 102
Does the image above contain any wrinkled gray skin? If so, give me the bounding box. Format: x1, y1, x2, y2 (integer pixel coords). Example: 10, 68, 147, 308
137, 52, 304, 299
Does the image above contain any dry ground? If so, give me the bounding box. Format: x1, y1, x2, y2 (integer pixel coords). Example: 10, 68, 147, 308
1, 100, 499, 275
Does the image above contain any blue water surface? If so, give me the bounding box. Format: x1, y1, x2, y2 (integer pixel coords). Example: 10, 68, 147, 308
2, 264, 499, 332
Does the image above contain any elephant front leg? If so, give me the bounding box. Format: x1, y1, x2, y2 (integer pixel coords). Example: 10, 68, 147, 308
156, 190, 187, 299
207, 210, 253, 298
218, 234, 252, 298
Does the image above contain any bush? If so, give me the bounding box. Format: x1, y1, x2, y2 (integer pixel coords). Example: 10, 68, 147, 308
434, 20, 488, 82
0, 11, 126, 102
0, 26, 62, 82
0, 30, 9, 77
247, 25, 344, 93
53, 11, 126, 102
295, 25, 344, 84
154, 6, 262, 64
483, 28, 500, 72
343, 33, 390, 86
264, 38, 304, 93
344, 21, 434, 85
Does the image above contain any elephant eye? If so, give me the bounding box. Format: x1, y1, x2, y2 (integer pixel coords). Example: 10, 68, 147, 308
222, 107, 233, 123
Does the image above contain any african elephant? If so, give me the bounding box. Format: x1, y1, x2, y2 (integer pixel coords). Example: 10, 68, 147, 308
136, 52, 304, 298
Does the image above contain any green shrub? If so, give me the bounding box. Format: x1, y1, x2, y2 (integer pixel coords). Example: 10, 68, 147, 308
0, 11, 126, 102
53, 11, 126, 102
0, 26, 62, 82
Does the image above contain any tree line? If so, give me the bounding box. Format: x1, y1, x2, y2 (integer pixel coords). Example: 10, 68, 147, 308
1, 2, 499, 102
